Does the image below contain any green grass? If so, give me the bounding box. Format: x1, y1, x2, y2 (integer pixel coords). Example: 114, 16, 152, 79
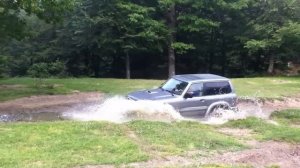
224, 110, 300, 143
128, 121, 243, 155
0, 121, 242, 168
1, 76, 300, 101
0, 121, 148, 168
232, 77, 300, 99
271, 109, 300, 125
1, 77, 300, 167
0, 78, 162, 101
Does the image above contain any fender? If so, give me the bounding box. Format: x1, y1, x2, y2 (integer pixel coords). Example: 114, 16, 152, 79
205, 101, 230, 117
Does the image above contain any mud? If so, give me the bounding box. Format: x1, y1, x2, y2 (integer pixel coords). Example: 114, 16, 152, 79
85, 141, 300, 168
202, 141, 300, 168
0, 92, 104, 122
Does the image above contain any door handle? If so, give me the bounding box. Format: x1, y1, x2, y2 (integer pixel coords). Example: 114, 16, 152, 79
199, 99, 205, 102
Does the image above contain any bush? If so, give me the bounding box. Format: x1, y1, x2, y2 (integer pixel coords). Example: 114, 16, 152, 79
27, 60, 66, 78
0, 55, 8, 78
27, 62, 50, 78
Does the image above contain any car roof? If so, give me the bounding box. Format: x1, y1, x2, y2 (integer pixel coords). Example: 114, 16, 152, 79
173, 74, 229, 82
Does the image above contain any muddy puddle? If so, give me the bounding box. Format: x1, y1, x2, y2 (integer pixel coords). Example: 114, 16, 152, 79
0, 112, 64, 122
0, 93, 299, 123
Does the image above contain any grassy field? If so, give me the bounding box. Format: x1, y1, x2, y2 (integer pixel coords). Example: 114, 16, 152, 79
232, 77, 300, 99
0, 78, 161, 101
0, 76, 300, 101
0, 121, 242, 168
1, 77, 300, 167
224, 109, 300, 143
1, 110, 300, 168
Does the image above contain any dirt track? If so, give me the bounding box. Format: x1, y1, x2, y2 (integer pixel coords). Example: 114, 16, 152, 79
203, 141, 300, 168
85, 140, 300, 168
0, 92, 104, 114
1, 92, 300, 114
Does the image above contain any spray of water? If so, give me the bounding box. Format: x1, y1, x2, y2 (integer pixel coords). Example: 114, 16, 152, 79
201, 96, 269, 125
63, 96, 183, 123
64, 94, 269, 124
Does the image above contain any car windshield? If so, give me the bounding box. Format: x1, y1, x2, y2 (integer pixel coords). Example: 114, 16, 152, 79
161, 78, 188, 95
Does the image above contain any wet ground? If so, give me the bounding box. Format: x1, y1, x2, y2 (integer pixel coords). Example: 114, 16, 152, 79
0, 92, 300, 122
1, 92, 300, 167
0, 92, 104, 122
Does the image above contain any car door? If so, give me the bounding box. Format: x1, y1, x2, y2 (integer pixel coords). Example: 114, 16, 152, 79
177, 83, 209, 117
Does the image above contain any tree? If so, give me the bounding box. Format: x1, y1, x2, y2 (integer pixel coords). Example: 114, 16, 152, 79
0, 0, 75, 40
243, 0, 300, 74
116, 1, 166, 79
1, 0, 299, 78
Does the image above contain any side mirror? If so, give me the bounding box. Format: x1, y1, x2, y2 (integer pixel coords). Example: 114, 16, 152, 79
184, 92, 194, 99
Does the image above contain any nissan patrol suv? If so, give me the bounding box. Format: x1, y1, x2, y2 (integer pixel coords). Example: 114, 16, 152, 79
127, 74, 237, 118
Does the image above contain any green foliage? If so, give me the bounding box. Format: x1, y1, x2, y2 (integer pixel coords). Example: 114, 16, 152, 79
27, 63, 50, 78
276, 22, 300, 51
0, 55, 8, 77
171, 42, 195, 54
245, 40, 267, 51
0, 0, 75, 40
27, 61, 66, 78
177, 14, 220, 32
1, 0, 300, 78
243, 0, 300, 59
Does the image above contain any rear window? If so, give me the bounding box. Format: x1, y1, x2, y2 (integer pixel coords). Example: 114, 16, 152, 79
203, 81, 232, 96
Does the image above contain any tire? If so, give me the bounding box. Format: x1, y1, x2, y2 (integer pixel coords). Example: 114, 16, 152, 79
206, 104, 229, 118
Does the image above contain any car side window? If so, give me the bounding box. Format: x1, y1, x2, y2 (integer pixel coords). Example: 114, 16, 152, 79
187, 83, 203, 97
203, 81, 232, 96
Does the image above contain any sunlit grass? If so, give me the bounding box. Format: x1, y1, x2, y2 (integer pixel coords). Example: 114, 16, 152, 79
224, 109, 300, 143
128, 121, 243, 155
0, 121, 243, 168
0, 121, 148, 168
1, 76, 300, 101
0, 78, 162, 101
271, 109, 300, 125
232, 77, 300, 99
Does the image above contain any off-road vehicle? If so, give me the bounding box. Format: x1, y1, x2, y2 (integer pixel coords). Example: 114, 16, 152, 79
127, 74, 237, 117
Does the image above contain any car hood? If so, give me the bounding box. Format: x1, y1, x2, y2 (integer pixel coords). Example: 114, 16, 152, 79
127, 88, 177, 101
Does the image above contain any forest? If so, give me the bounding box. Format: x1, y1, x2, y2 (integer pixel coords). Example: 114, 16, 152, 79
0, 0, 300, 79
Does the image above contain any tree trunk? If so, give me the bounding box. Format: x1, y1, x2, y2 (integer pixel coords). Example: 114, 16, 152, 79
208, 29, 215, 73
221, 32, 227, 76
126, 51, 130, 79
267, 54, 275, 74
93, 54, 100, 77
168, 43, 175, 78
166, 4, 176, 78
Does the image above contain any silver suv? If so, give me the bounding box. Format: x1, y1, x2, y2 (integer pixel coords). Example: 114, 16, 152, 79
127, 74, 237, 118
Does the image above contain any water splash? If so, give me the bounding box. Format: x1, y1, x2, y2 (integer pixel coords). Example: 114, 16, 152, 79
201, 96, 268, 125
63, 96, 183, 123
63, 95, 269, 124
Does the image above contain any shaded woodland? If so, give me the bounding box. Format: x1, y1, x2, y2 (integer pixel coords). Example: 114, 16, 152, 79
1, 0, 300, 79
